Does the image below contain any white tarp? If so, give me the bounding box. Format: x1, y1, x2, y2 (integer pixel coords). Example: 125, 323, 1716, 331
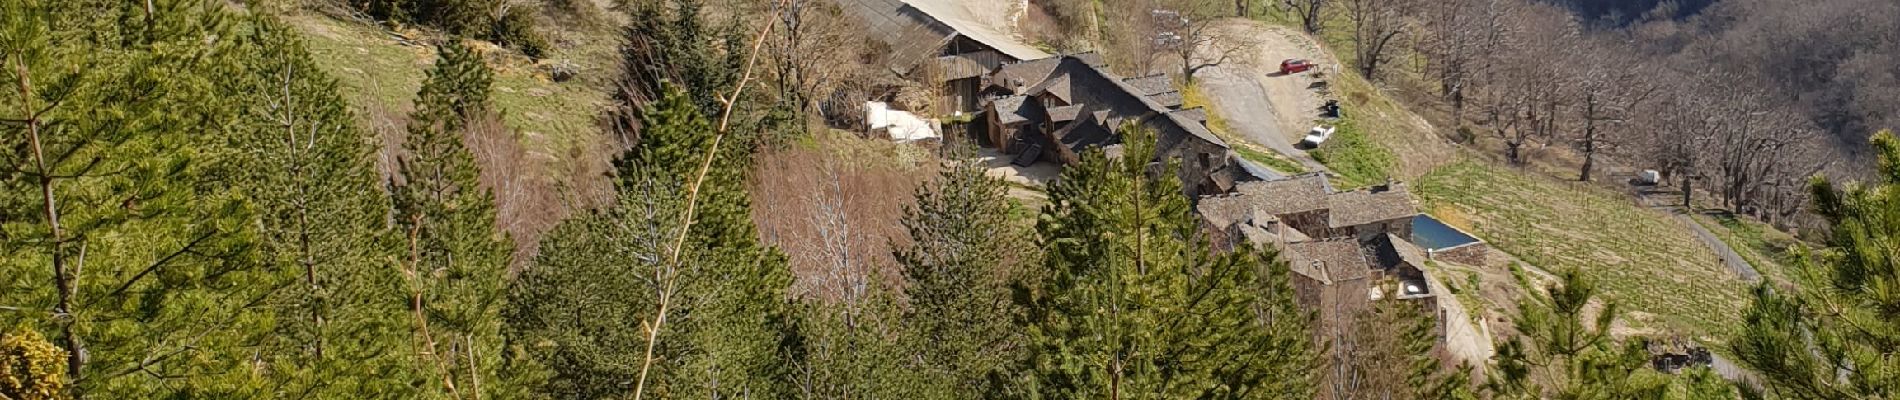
866, 101, 940, 141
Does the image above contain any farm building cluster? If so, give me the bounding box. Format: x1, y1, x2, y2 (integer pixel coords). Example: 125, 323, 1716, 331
840, 0, 1491, 354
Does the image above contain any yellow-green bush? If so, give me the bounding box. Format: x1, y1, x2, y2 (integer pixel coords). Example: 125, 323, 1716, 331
0, 328, 69, 400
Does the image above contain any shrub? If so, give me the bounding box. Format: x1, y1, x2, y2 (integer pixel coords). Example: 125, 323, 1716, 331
491, 5, 549, 58
350, 0, 550, 58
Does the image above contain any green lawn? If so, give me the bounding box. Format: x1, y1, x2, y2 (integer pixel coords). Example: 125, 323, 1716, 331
1234, 146, 1308, 175
1691, 212, 1803, 287
294, 14, 614, 176
1416, 160, 1751, 341
1309, 118, 1393, 188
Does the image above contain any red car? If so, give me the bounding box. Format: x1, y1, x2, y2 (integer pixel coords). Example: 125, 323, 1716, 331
1279, 59, 1314, 74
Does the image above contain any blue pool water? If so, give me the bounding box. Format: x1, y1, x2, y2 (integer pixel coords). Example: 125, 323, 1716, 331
1411, 214, 1480, 250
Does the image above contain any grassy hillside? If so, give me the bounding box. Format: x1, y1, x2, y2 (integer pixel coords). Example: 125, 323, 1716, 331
1416, 161, 1748, 339
1692, 212, 1801, 286
1246, 10, 1760, 342
291, 13, 616, 176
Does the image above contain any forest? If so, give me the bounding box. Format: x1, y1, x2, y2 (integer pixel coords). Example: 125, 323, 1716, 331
1, 0, 1897, 399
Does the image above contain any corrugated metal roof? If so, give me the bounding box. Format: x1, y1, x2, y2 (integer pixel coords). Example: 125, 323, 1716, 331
928, 50, 1005, 80
901, 0, 1052, 60
837, 0, 956, 73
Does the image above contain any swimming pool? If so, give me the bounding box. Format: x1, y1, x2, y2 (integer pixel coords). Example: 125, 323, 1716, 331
1411, 214, 1481, 250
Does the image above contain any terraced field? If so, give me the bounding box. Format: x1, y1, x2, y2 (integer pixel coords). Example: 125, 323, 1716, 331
1416, 161, 1752, 341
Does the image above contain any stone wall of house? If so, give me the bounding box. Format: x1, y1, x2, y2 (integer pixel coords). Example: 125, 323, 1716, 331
1429, 244, 1489, 265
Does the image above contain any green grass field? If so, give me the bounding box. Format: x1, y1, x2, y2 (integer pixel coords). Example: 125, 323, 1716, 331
294, 14, 614, 176
1692, 212, 1803, 287
1234, 146, 1309, 175
1416, 161, 1751, 340
1309, 118, 1393, 188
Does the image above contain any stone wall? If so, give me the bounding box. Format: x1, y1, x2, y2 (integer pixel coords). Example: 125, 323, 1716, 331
1429, 243, 1489, 265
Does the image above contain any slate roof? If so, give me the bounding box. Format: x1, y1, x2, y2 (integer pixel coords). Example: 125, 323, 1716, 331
1232, 174, 1333, 214
1385, 233, 1430, 269
1122, 74, 1175, 96
1171, 107, 1209, 124
836, 0, 957, 73
1053, 111, 1116, 153
1147, 91, 1185, 109
1197, 195, 1259, 230
1072, 51, 1108, 67
1047, 104, 1085, 122
991, 96, 1038, 125
1327, 189, 1416, 228
1026, 71, 1076, 103
1286, 240, 1371, 284
991, 58, 1063, 90
838, 0, 1050, 75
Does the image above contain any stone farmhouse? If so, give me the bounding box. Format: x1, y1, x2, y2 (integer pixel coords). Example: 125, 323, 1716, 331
1197, 173, 1444, 337
976, 54, 1242, 197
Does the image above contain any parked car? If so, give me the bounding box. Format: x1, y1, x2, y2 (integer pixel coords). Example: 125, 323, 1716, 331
1300, 125, 1336, 147
1280, 59, 1314, 75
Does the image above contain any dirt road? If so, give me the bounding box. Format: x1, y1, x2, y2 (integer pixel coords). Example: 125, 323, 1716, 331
1197, 63, 1327, 171
1194, 20, 1342, 172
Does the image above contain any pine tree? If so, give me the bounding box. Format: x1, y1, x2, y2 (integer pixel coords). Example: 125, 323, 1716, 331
2, 0, 278, 396
792, 287, 949, 400
220, 15, 420, 397
1732, 130, 1900, 399
506, 86, 797, 399
895, 152, 1031, 396
1484, 268, 1672, 399
1021, 126, 1318, 398
390, 40, 513, 399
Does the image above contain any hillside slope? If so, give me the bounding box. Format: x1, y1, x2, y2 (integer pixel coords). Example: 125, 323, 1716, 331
1212, 16, 1753, 344
291, 13, 617, 179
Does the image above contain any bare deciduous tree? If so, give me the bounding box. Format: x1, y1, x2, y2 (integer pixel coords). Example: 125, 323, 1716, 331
771, 0, 864, 119
1567, 43, 1658, 182
1291, 0, 1329, 34
1342, 0, 1415, 81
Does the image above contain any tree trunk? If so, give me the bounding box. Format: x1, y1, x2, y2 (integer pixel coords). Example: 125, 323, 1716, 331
14, 55, 86, 386
1681, 175, 1693, 208
1580, 144, 1595, 182
1580, 107, 1598, 182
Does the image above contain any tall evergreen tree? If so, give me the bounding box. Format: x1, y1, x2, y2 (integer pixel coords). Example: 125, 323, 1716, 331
1484, 268, 1672, 400
791, 287, 947, 400
506, 86, 797, 399
2, 0, 277, 396
389, 40, 513, 399
1021, 127, 1318, 398
220, 16, 420, 397
612, 0, 743, 118
895, 152, 1032, 396
1732, 130, 1900, 399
